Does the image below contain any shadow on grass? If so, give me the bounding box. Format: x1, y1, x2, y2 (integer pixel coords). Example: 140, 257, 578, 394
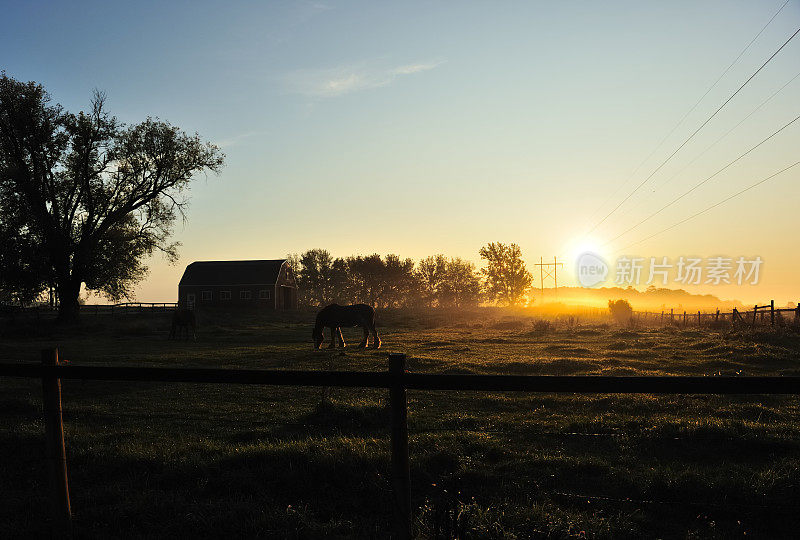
228, 400, 391, 444
1, 422, 394, 538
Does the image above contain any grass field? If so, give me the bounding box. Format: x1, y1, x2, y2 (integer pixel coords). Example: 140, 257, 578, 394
2, 310, 800, 538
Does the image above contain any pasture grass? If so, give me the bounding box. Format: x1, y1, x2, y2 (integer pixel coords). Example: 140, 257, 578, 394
1, 310, 799, 538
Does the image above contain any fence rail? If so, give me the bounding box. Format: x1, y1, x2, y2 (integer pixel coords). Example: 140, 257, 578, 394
4, 363, 800, 394
631, 299, 799, 328
3, 352, 800, 539
0, 302, 178, 317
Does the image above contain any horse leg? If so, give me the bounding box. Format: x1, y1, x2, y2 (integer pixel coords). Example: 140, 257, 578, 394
327, 327, 337, 349
370, 323, 381, 349
337, 327, 346, 348
358, 325, 369, 348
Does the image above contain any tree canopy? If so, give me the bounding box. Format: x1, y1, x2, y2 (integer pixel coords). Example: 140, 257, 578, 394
0, 74, 224, 318
479, 242, 533, 306
291, 249, 488, 309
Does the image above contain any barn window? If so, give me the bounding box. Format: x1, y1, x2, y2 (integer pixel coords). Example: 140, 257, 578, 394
240, 290, 252, 300
259, 289, 270, 300
220, 291, 231, 300
201, 291, 212, 301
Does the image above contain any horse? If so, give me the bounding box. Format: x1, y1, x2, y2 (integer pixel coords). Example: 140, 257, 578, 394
312, 303, 381, 349
169, 308, 197, 340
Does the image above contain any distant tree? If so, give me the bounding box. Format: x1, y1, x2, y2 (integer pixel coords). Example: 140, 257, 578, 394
416, 254, 447, 307
330, 257, 352, 304
346, 254, 385, 307
0, 74, 224, 319
608, 299, 633, 324
285, 253, 307, 305
297, 249, 336, 307
479, 242, 532, 306
381, 254, 417, 308
329, 253, 419, 308
285, 253, 301, 275
439, 257, 482, 308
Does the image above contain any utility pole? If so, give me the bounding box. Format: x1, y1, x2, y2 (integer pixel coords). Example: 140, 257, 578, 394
534, 256, 563, 303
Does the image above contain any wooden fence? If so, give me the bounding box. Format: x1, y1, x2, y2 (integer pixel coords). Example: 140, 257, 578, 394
84, 302, 178, 315
632, 300, 800, 328
0, 302, 178, 319
3, 351, 800, 539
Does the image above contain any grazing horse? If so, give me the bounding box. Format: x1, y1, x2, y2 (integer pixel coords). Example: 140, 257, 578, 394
313, 303, 381, 349
170, 308, 197, 340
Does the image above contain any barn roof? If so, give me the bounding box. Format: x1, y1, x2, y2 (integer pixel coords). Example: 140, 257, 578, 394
179, 260, 287, 287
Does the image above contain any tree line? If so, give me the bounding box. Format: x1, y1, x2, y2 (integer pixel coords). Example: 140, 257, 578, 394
289, 242, 534, 309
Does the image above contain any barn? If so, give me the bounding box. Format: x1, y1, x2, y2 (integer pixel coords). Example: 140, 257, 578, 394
178, 259, 298, 310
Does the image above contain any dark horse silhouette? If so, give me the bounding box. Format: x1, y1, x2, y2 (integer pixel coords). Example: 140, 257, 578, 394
313, 303, 380, 349
170, 308, 197, 340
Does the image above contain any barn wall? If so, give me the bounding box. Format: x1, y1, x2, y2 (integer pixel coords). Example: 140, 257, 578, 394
177, 260, 299, 310
178, 285, 276, 309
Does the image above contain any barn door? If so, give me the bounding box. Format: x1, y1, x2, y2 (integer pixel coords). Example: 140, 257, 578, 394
282, 287, 292, 309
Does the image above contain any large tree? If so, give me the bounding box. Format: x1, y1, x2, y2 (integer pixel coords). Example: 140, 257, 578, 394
0, 74, 224, 319
479, 242, 532, 306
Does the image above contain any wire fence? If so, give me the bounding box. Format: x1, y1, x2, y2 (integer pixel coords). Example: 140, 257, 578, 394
630, 300, 800, 328
2, 351, 800, 538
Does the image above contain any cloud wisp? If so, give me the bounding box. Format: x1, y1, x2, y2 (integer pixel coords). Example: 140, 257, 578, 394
284, 59, 444, 97
214, 131, 265, 149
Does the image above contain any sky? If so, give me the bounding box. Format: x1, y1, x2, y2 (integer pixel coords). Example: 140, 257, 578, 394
1, 0, 799, 305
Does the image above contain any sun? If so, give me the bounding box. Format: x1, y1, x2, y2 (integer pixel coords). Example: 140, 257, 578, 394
565, 237, 608, 266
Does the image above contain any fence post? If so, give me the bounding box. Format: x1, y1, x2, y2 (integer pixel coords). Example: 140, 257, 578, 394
752, 305, 758, 328
698, 311, 701, 327
683, 311, 686, 327
389, 353, 411, 540
771, 300, 775, 326
41, 348, 72, 538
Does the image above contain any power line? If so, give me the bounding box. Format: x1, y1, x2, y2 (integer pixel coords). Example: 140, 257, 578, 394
582, 0, 791, 230
586, 23, 800, 236
614, 160, 800, 254
606, 69, 800, 227
603, 113, 800, 246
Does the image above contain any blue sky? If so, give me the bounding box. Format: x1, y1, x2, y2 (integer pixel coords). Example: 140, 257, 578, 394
2, 1, 799, 303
